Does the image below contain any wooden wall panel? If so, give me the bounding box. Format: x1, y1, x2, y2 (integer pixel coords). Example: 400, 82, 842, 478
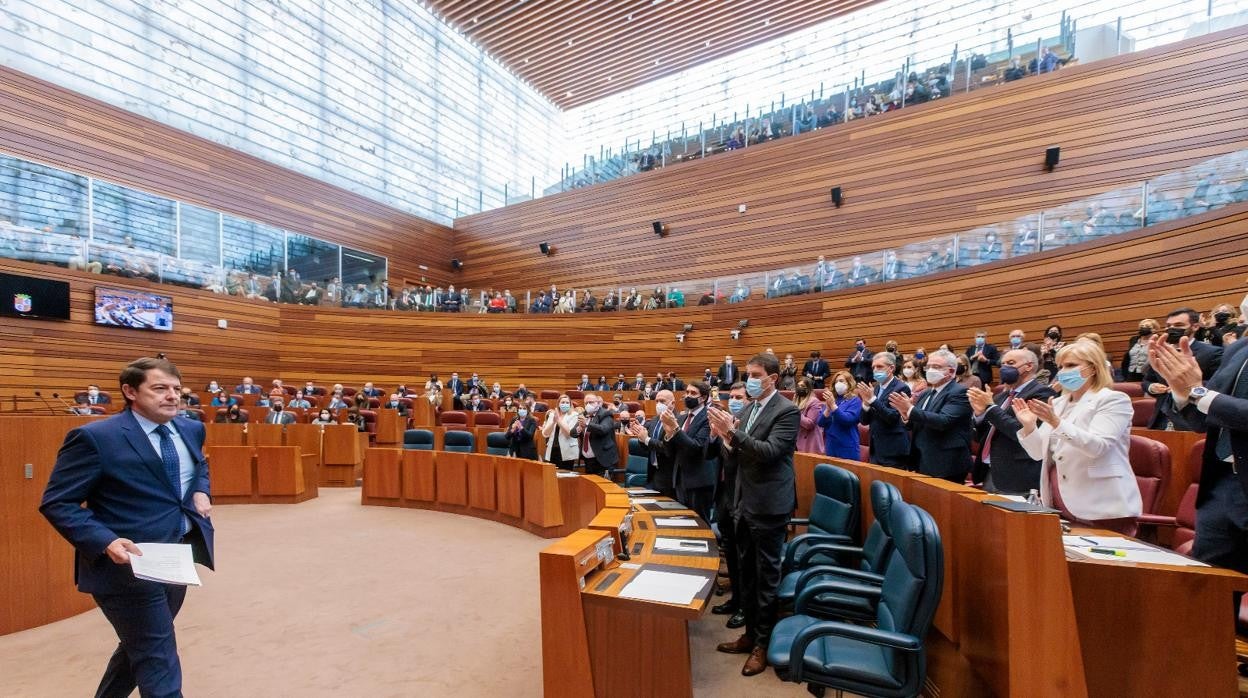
0, 67, 455, 287
3, 204, 1242, 403
452, 26, 1248, 293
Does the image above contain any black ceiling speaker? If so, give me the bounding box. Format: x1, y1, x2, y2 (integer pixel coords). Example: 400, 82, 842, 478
450, 258, 463, 270
830, 186, 843, 208
539, 242, 551, 255
1045, 146, 1061, 172
652, 221, 669, 237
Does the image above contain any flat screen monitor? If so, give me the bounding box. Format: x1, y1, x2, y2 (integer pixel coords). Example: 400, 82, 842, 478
0, 271, 71, 320
94, 287, 173, 332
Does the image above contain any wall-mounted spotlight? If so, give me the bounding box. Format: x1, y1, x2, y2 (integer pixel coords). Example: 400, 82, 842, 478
730, 329, 741, 341
538, 242, 552, 256
675, 333, 686, 343
737, 319, 749, 329
682, 323, 694, 332
653, 221, 670, 237
450, 258, 464, 271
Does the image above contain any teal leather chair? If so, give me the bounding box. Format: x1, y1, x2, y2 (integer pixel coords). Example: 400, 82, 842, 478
402, 429, 434, 450
624, 437, 649, 487
782, 463, 861, 573
443, 430, 474, 453
485, 431, 510, 456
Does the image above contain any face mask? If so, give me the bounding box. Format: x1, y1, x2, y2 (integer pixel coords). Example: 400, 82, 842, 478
956, 365, 967, 376
834, 382, 848, 396
684, 396, 700, 410
855, 343, 864, 350
1165, 327, 1186, 344
925, 368, 947, 384
273, 404, 283, 411
1215, 312, 1231, 325
1138, 327, 1152, 337
559, 403, 570, 413
517, 409, 528, 418
585, 403, 599, 414
728, 399, 745, 414
319, 414, 330, 421
1010, 337, 1022, 347
999, 365, 1021, 384
902, 368, 916, 379
795, 386, 809, 397
1056, 368, 1088, 391
914, 352, 926, 360
745, 377, 765, 398
1046, 331, 1061, 340
975, 337, 985, 346
88, 390, 99, 397
872, 370, 889, 383
656, 402, 668, 416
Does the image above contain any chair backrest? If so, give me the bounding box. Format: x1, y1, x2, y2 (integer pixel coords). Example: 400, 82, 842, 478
624, 401, 642, 412
532, 402, 549, 414
859, 481, 902, 574
876, 502, 944, 677
1112, 381, 1145, 397
473, 411, 502, 427
539, 390, 561, 400
360, 409, 377, 433
398, 397, 414, 410
567, 390, 585, 400
626, 437, 649, 475
857, 423, 870, 447
341, 387, 358, 397
779, 390, 795, 401
403, 429, 434, 450
1128, 435, 1171, 515
1174, 439, 1205, 554
1130, 398, 1155, 428
443, 430, 475, 452
485, 431, 510, 456
439, 410, 468, 426
807, 464, 861, 540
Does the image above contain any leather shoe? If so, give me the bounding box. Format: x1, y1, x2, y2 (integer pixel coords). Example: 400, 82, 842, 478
711, 601, 737, 615
741, 646, 768, 676
716, 634, 754, 654
726, 610, 746, 629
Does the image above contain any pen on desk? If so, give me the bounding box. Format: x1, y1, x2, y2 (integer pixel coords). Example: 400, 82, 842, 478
1089, 547, 1126, 557
1079, 536, 1099, 545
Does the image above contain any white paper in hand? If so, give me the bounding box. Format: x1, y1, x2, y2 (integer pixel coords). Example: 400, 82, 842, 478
129, 543, 202, 586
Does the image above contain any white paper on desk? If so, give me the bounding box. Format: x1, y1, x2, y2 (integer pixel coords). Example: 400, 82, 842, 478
628, 488, 660, 495
1062, 535, 1152, 551
655, 501, 687, 510
555, 471, 580, 478
129, 543, 202, 586
654, 517, 699, 527
619, 570, 709, 605
631, 498, 657, 504
654, 537, 709, 553
998, 494, 1028, 503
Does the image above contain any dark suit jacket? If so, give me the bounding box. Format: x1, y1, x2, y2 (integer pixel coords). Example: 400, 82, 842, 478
1171, 339, 1248, 504
448, 379, 464, 397
978, 379, 1057, 494
802, 359, 830, 388
845, 349, 874, 384
726, 392, 800, 519
1143, 340, 1224, 429
907, 381, 973, 481
584, 408, 619, 468
860, 378, 912, 460
504, 416, 539, 460
236, 384, 261, 394
717, 363, 740, 387
263, 409, 296, 424
77, 393, 113, 405
664, 408, 716, 490
965, 344, 1001, 386
640, 417, 677, 493
361, 388, 384, 398
40, 410, 215, 594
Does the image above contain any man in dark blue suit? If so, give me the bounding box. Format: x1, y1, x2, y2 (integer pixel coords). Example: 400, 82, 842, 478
856, 353, 912, 467
662, 380, 717, 522
965, 331, 1001, 386
891, 349, 974, 482
41, 356, 214, 698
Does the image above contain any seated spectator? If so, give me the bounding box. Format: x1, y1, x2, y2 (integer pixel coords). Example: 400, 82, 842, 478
1003, 57, 1026, 82
236, 377, 261, 395
288, 391, 312, 409
555, 290, 575, 314
595, 376, 610, 391
441, 286, 462, 313
311, 409, 335, 425
579, 290, 597, 312
639, 382, 656, 400
1015, 341, 1142, 534
326, 391, 350, 410
979, 232, 1004, 262
623, 288, 641, 311
847, 256, 876, 286
601, 291, 618, 311
1036, 46, 1059, 74
500, 395, 518, 414
382, 393, 408, 415
215, 405, 245, 423
667, 288, 685, 308
728, 284, 749, 303
487, 291, 506, 313
696, 290, 715, 306
361, 382, 384, 398
179, 387, 200, 406
209, 390, 236, 407
268, 380, 286, 399
466, 394, 489, 412
818, 106, 842, 127
76, 384, 111, 406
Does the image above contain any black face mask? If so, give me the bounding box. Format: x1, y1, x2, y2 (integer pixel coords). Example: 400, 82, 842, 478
1165, 327, 1187, 344
1138, 327, 1152, 337
684, 396, 700, 410
1215, 312, 1232, 325
795, 387, 809, 396
1047, 331, 1061, 340
956, 365, 967, 376
273, 404, 283, 411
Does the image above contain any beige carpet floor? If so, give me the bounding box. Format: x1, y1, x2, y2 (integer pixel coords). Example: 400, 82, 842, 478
0, 489, 809, 697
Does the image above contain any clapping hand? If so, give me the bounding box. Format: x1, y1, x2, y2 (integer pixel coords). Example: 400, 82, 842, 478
887, 391, 914, 420
1010, 397, 1038, 432
706, 405, 735, 438
1026, 398, 1060, 428
967, 387, 993, 415
854, 383, 873, 404
1147, 334, 1203, 399
822, 389, 838, 411
626, 422, 647, 439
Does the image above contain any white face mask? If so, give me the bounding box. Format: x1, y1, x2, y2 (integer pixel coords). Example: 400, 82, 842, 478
585, 403, 599, 414
655, 403, 668, 416
902, 368, 915, 379
834, 382, 848, 396
925, 368, 948, 384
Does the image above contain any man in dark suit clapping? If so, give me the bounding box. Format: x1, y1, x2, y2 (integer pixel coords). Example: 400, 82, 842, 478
968, 349, 1056, 493
890, 349, 973, 482
856, 353, 912, 467
662, 381, 717, 521
802, 350, 830, 390
965, 331, 1001, 386
708, 353, 800, 677
41, 357, 214, 698
578, 394, 618, 477
628, 390, 679, 499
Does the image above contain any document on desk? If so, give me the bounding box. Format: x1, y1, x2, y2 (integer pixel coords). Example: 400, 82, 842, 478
1062, 535, 1152, 551
129, 543, 202, 586
1063, 536, 1209, 567
654, 517, 699, 527
627, 488, 661, 495
631, 498, 657, 504
619, 570, 709, 605
654, 537, 710, 553
555, 471, 580, 478
655, 501, 687, 510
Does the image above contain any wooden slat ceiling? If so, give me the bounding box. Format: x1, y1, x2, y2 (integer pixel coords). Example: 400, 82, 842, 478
427, 0, 882, 109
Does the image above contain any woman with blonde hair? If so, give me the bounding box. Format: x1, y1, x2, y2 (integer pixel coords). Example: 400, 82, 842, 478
900, 358, 927, 397
541, 394, 580, 470
1121, 318, 1160, 381
794, 378, 825, 454
1014, 340, 1142, 534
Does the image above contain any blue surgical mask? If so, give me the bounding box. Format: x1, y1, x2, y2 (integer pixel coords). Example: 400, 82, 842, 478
745, 377, 764, 398
559, 403, 571, 413
1055, 368, 1087, 391
872, 370, 889, 383
976, 337, 986, 346
517, 409, 528, 418
728, 398, 745, 414
914, 352, 926, 360
1010, 337, 1022, 347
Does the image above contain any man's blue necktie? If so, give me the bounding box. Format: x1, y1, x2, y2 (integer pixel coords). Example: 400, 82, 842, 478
154, 424, 183, 499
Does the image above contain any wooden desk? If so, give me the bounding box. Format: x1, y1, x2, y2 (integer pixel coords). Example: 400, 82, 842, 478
411, 396, 436, 427
374, 408, 406, 444
205, 444, 316, 504
322, 424, 363, 487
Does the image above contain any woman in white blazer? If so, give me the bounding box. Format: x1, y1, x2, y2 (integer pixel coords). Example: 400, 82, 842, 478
542, 394, 581, 469
1014, 340, 1142, 534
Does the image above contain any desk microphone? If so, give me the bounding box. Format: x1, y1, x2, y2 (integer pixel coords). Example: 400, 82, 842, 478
33, 391, 57, 415
52, 392, 77, 413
